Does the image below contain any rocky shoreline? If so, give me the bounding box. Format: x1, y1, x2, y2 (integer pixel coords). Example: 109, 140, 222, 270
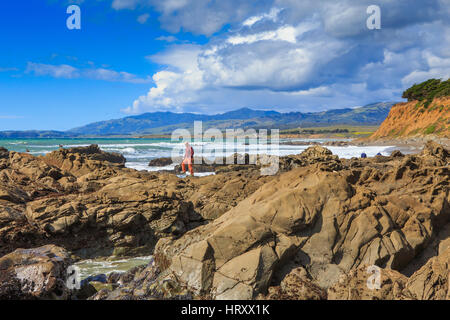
0, 142, 448, 300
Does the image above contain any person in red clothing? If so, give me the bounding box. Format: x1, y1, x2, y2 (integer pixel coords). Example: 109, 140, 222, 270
181, 142, 194, 176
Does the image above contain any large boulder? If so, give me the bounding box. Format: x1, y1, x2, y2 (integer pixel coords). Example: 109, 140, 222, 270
278, 146, 342, 172
42, 144, 126, 177
0, 245, 72, 299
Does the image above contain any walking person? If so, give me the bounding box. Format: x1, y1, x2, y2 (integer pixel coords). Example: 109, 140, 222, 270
181, 142, 194, 176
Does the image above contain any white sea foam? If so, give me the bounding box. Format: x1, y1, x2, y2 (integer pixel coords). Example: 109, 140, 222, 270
125, 162, 176, 171
176, 172, 216, 178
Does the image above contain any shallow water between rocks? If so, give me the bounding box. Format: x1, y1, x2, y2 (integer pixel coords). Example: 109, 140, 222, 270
74, 256, 152, 280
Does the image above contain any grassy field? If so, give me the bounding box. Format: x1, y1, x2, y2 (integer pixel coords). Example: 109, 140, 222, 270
280, 125, 379, 138
134, 125, 380, 139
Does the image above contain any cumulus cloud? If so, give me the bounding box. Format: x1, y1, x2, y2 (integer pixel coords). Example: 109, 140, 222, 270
121, 0, 450, 114
26, 62, 151, 84
402, 51, 450, 87
124, 45, 204, 113
112, 0, 273, 35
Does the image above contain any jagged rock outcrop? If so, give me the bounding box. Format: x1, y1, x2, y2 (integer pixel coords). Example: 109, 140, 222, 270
0, 146, 196, 258
153, 142, 449, 299
0, 245, 72, 299
278, 146, 343, 172
23, 173, 194, 257
42, 144, 125, 177
0, 149, 79, 255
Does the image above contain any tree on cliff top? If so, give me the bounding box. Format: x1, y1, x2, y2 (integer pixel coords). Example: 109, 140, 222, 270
402, 78, 450, 107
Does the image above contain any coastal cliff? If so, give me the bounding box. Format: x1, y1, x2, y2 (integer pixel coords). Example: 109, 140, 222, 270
368, 97, 449, 140
367, 79, 450, 142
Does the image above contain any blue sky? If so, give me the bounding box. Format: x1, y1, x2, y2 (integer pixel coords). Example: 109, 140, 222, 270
1, 0, 449, 131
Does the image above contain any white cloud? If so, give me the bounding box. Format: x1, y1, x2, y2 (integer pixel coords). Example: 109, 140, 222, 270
289, 86, 332, 96
155, 35, 178, 42
401, 52, 450, 86
242, 7, 281, 27
125, 45, 204, 113
122, 1, 450, 114
227, 24, 312, 45
26, 62, 151, 83
26, 62, 79, 78
112, 0, 272, 36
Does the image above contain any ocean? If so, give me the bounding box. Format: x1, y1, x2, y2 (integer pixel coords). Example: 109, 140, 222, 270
0, 138, 395, 173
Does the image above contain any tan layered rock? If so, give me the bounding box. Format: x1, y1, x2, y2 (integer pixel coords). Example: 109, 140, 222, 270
181, 168, 273, 220
22, 173, 194, 257
177, 146, 343, 221
327, 248, 449, 300
402, 247, 449, 300
0, 146, 196, 258
1, 142, 448, 300
154, 142, 449, 299
0, 149, 79, 255
41, 144, 125, 177
277, 145, 343, 172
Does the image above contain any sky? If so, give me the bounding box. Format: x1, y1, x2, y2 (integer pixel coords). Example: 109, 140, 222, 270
0, 0, 449, 131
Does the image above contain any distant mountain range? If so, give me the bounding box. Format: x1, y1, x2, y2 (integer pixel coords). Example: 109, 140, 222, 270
0, 102, 397, 138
